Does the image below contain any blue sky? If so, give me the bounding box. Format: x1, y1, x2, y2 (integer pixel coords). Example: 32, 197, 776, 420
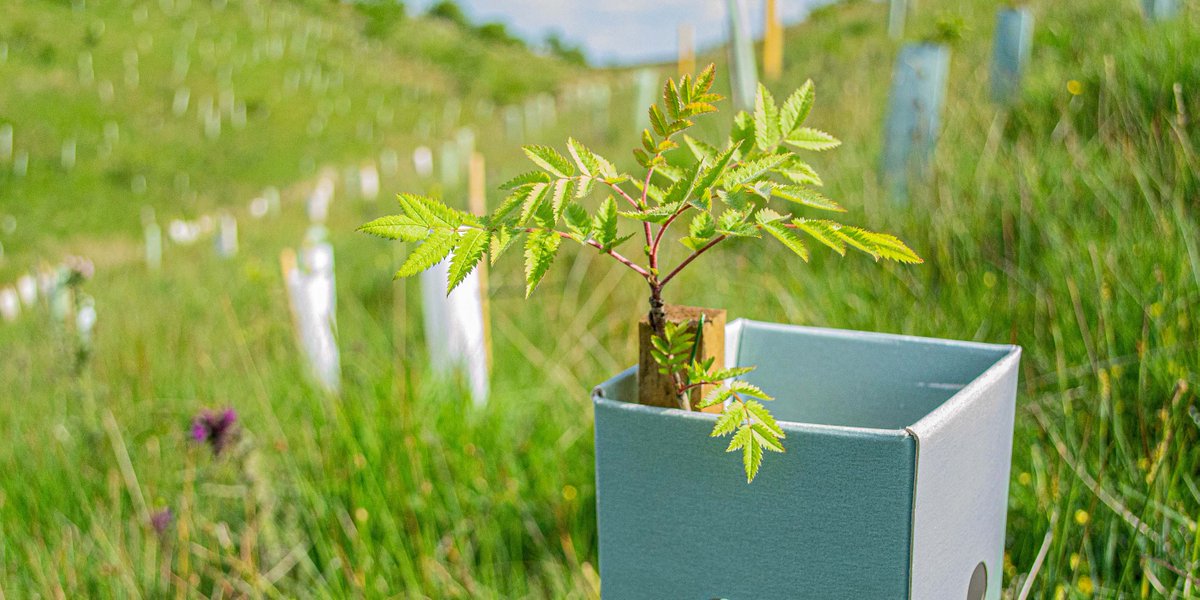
408, 0, 833, 66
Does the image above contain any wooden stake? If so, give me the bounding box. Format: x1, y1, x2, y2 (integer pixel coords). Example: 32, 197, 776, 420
763, 0, 784, 80
468, 151, 492, 371
638, 305, 726, 413
677, 23, 696, 77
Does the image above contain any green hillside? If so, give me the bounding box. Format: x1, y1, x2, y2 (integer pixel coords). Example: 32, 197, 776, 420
1, 0, 1198, 596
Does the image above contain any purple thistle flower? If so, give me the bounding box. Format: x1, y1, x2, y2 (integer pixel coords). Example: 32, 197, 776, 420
150, 507, 173, 536
190, 408, 238, 456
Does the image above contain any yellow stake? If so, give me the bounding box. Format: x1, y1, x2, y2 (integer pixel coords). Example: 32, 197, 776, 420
678, 23, 696, 77
763, 0, 784, 80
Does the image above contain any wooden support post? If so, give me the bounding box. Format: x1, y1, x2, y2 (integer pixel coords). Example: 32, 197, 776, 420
638, 305, 726, 413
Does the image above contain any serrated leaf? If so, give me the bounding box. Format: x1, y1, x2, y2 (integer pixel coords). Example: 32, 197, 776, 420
838, 228, 923, 264
633, 148, 652, 168
689, 211, 716, 240
593, 196, 618, 250
523, 145, 574, 177
706, 366, 755, 381
694, 145, 737, 202
771, 185, 845, 212
395, 229, 455, 278
754, 84, 781, 150
566, 138, 601, 176
792, 218, 846, 255
563, 203, 592, 237
549, 179, 573, 222
723, 154, 789, 188
447, 229, 489, 293
664, 78, 683, 120
730, 111, 755, 156
752, 425, 785, 453
523, 229, 560, 296
741, 425, 764, 483
780, 158, 823, 186
619, 201, 683, 224
728, 380, 772, 400
489, 226, 519, 265
663, 159, 705, 205
699, 386, 734, 409
759, 218, 810, 261
785, 127, 841, 151
518, 182, 550, 225
683, 135, 718, 162
358, 215, 430, 242
649, 104, 668, 138
399, 194, 461, 228
726, 424, 751, 452
745, 400, 785, 438
500, 170, 551, 190
781, 79, 814, 135
711, 404, 746, 438
694, 63, 716, 94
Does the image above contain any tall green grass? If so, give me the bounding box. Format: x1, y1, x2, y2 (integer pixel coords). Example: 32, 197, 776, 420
1, 0, 1198, 597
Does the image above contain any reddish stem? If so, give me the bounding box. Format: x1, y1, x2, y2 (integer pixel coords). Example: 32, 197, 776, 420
659, 234, 727, 287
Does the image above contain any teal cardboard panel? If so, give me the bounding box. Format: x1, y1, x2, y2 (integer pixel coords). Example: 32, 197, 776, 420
880, 43, 950, 203
990, 8, 1034, 104
732, 321, 1010, 430
593, 320, 1021, 600
594, 384, 917, 599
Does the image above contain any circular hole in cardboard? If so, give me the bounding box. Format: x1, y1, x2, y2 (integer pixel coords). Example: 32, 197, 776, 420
967, 561, 987, 600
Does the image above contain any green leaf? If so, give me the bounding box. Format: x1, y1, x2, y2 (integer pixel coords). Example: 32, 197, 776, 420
395, 229, 455, 278
523, 229, 560, 296
694, 145, 737, 202
619, 202, 683, 224
566, 138, 601, 176
699, 386, 734, 409
758, 216, 810, 261
649, 104, 669, 138
792, 218, 846, 255
694, 63, 716, 94
752, 425, 785, 453
771, 185, 845, 212
518, 182, 551, 226
722, 153, 789, 188
745, 400, 785, 438
663, 78, 683, 120
740, 425, 764, 483
549, 179, 573, 222
683, 135, 718, 162
500, 170, 551, 190
785, 127, 841, 151
593, 196, 618, 250
358, 215, 429, 242
563, 203, 592, 238
753, 84, 781, 151
523, 145, 574, 177
705, 366, 756, 381
780, 80, 814, 135
489, 226, 519, 265
711, 404, 746, 438
726, 424, 751, 452
728, 380, 772, 401
689, 211, 716, 240
779, 158, 823, 186
663, 159, 705, 205
834, 227, 923, 264
447, 229, 489, 293
398, 194, 462, 228
730, 111, 756, 156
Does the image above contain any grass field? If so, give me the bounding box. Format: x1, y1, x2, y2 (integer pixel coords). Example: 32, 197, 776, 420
2, 0, 1199, 597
